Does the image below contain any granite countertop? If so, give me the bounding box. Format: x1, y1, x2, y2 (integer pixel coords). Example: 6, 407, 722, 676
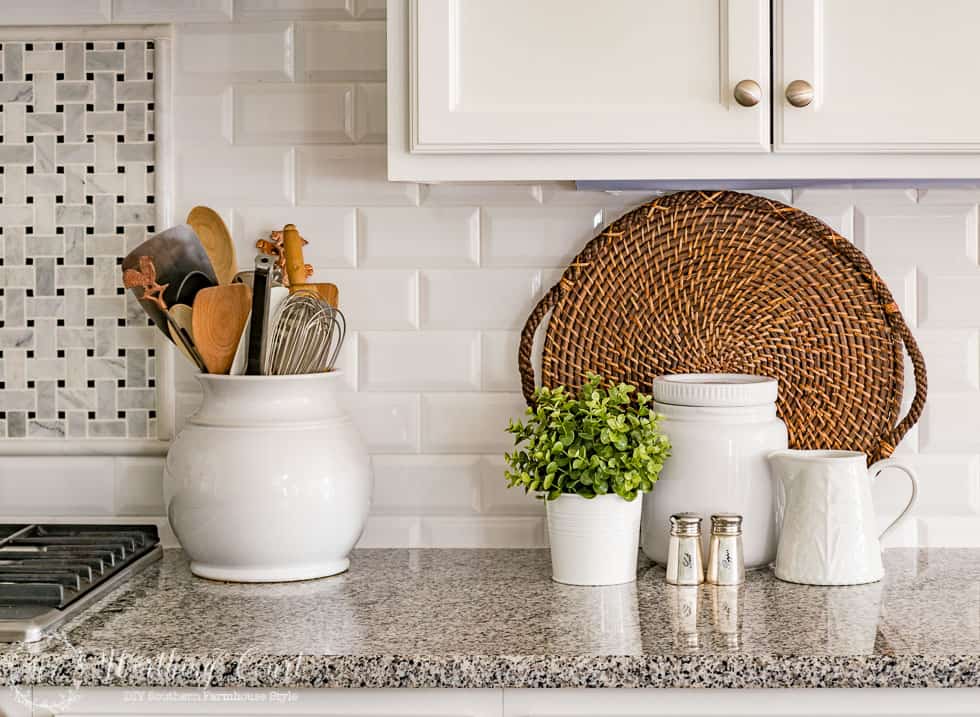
0, 548, 977, 689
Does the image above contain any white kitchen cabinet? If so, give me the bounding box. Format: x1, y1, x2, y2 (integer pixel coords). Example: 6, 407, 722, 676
774, 0, 980, 152
389, 0, 980, 181
407, 0, 769, 155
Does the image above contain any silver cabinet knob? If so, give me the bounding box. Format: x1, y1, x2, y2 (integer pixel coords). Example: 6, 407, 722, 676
785, 80, 814, 108
733, 79, 762, 107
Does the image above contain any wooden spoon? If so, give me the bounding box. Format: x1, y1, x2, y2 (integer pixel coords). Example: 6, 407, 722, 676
192, 284, 253, 375
167, 304, 206, 371
187, 206, 237, 285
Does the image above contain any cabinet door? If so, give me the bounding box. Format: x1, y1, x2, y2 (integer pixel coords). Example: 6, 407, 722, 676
776, 0, 980, 152
408, 0, 769, 154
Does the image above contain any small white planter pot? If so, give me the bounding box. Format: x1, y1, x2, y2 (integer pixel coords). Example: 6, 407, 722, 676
546, 493, 642, 586
164, 372, 372, 583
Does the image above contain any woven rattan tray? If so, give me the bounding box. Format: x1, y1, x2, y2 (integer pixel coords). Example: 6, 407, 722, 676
519, 190, 927, 463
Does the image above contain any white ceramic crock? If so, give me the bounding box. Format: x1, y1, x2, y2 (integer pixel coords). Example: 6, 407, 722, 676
164, 372, 372, 582
640, 374, 787, 569
547, 494, 642, 586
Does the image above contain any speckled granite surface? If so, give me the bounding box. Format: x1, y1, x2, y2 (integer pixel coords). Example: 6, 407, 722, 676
0, 548, 977, 688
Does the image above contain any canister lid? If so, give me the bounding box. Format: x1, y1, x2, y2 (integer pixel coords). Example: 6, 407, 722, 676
710, 513, 743, 535
669, 512, 702, 536
652, 373, 778, 407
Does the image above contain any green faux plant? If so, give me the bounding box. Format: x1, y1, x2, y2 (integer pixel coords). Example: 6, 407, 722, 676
504, 373, 670, 501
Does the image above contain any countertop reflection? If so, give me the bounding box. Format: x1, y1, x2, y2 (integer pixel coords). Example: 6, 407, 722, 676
0, 548, 977, 688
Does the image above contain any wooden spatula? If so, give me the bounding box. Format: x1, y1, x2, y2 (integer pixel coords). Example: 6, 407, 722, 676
192, 283, 253, 374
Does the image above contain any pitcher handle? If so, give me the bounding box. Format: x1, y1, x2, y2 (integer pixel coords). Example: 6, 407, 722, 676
869, 458, 919, 541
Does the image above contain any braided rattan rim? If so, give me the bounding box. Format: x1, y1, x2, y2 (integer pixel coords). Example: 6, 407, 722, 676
518, 190, 927, 463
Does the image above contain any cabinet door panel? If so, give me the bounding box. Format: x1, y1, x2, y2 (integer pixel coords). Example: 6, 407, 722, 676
410, 0, 769, 153
776, 0, 980, 152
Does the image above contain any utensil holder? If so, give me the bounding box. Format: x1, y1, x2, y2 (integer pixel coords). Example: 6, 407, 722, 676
164, 371, 372, 582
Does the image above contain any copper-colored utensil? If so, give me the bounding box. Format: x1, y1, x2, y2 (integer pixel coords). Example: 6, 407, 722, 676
281, 223, 339, 308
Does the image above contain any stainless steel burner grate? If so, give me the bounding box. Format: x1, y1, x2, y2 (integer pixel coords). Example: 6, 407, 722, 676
0, 524, 161, 642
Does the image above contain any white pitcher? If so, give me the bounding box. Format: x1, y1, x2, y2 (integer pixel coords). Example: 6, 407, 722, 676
767, 450, 918, 585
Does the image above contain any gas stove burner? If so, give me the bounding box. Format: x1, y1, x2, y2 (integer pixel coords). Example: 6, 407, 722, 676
0, 524, 161, 642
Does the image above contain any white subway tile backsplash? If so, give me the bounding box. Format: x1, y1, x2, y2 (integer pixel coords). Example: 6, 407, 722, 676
357, 208, 479, 268
176, 144, 293, 205
339, 393, 419, 453
915, 330, 980, 392
354, 83, 386, 143
328, 269, 417, 329
175, 23, 293, 92
919, 270, 980, 327
0, 457, 115, 515
295, 21, 385, 82
919, 516, 980, 547
0, 1, 111, 24
114, 456, 165, 515
234, 0, 354, 20
359, 331, 479, 391
421, 393, 527, 454
296, 146, 419, 206
421, 183, 542, 207
233, 83, 353, 144
371, 455, 479, 514
478, 455, 544, 516
420, 269, 557, 330
233, 206, 355, 269
481, 331, 521, 393
857, 206, 979, 266
920, 393, 980, 452
113, 0, 233, 22
481, 207, 603, 267
418, 516, 546, 548
357, 515, 421, 548
353, 0, 384, 19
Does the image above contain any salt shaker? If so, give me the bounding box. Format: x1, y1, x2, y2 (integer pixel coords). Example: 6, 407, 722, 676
666, 513, 704, 585
706, 513, 745, 585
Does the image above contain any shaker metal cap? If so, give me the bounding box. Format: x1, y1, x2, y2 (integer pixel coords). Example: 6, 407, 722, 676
669, 512, 702, 536
710, 513, 743, 535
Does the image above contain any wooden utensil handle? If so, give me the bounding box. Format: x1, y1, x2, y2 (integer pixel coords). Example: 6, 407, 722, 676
282, 224, 312, 286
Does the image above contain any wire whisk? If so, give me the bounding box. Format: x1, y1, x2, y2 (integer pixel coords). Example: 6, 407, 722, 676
266, 291, 346, 375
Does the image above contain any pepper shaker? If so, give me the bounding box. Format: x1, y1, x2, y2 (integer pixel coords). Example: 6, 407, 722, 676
666, 513, 704, 585
706, 513, 745, 585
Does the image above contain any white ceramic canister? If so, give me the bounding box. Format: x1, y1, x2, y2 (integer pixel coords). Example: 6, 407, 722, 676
164, 372, 372, 582
546, 493, 642, 586
640, 374, 787, 568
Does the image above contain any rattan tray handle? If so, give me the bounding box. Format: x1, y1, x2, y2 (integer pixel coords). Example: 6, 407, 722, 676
518, 277, 928, 461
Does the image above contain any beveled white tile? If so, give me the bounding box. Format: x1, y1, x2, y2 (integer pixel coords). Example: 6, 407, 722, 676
357, 515, 421, 548
0, 456, 114, 515
338, 392, 419, 453
357, 207, 479, 268
914, 329, 980, 392
113, 0, 232, 22
296, 146, 419, 206
175, 144, 292, 205
920, 392, 980, 452
418, 516, 546, 548
874, 454, 979, 518
478, 455, 545, 516
919, 269, 980, 327
175, 23, 293, 92
234, 0, 353, 20
481, 206, 603, 267
233, 83, 353, 145
233, 206, 356, 270
359, 331, 479, 391
114, 456, 164, 515
0, 1, 110, 24
855, 205, 978, 266
421, 182, 542, 207
918, 515, 980, 547
295, 20, 385, 82
370, 455, 479, 514
420, 269, 556, 330
481, 330, 521, 392
421, 392, 527, 453
327, 269, 417, 330
354, 82, 386, 143
353, 0, 384, 18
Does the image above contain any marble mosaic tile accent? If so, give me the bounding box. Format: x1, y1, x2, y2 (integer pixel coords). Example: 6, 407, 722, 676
0, 40, 157, 439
